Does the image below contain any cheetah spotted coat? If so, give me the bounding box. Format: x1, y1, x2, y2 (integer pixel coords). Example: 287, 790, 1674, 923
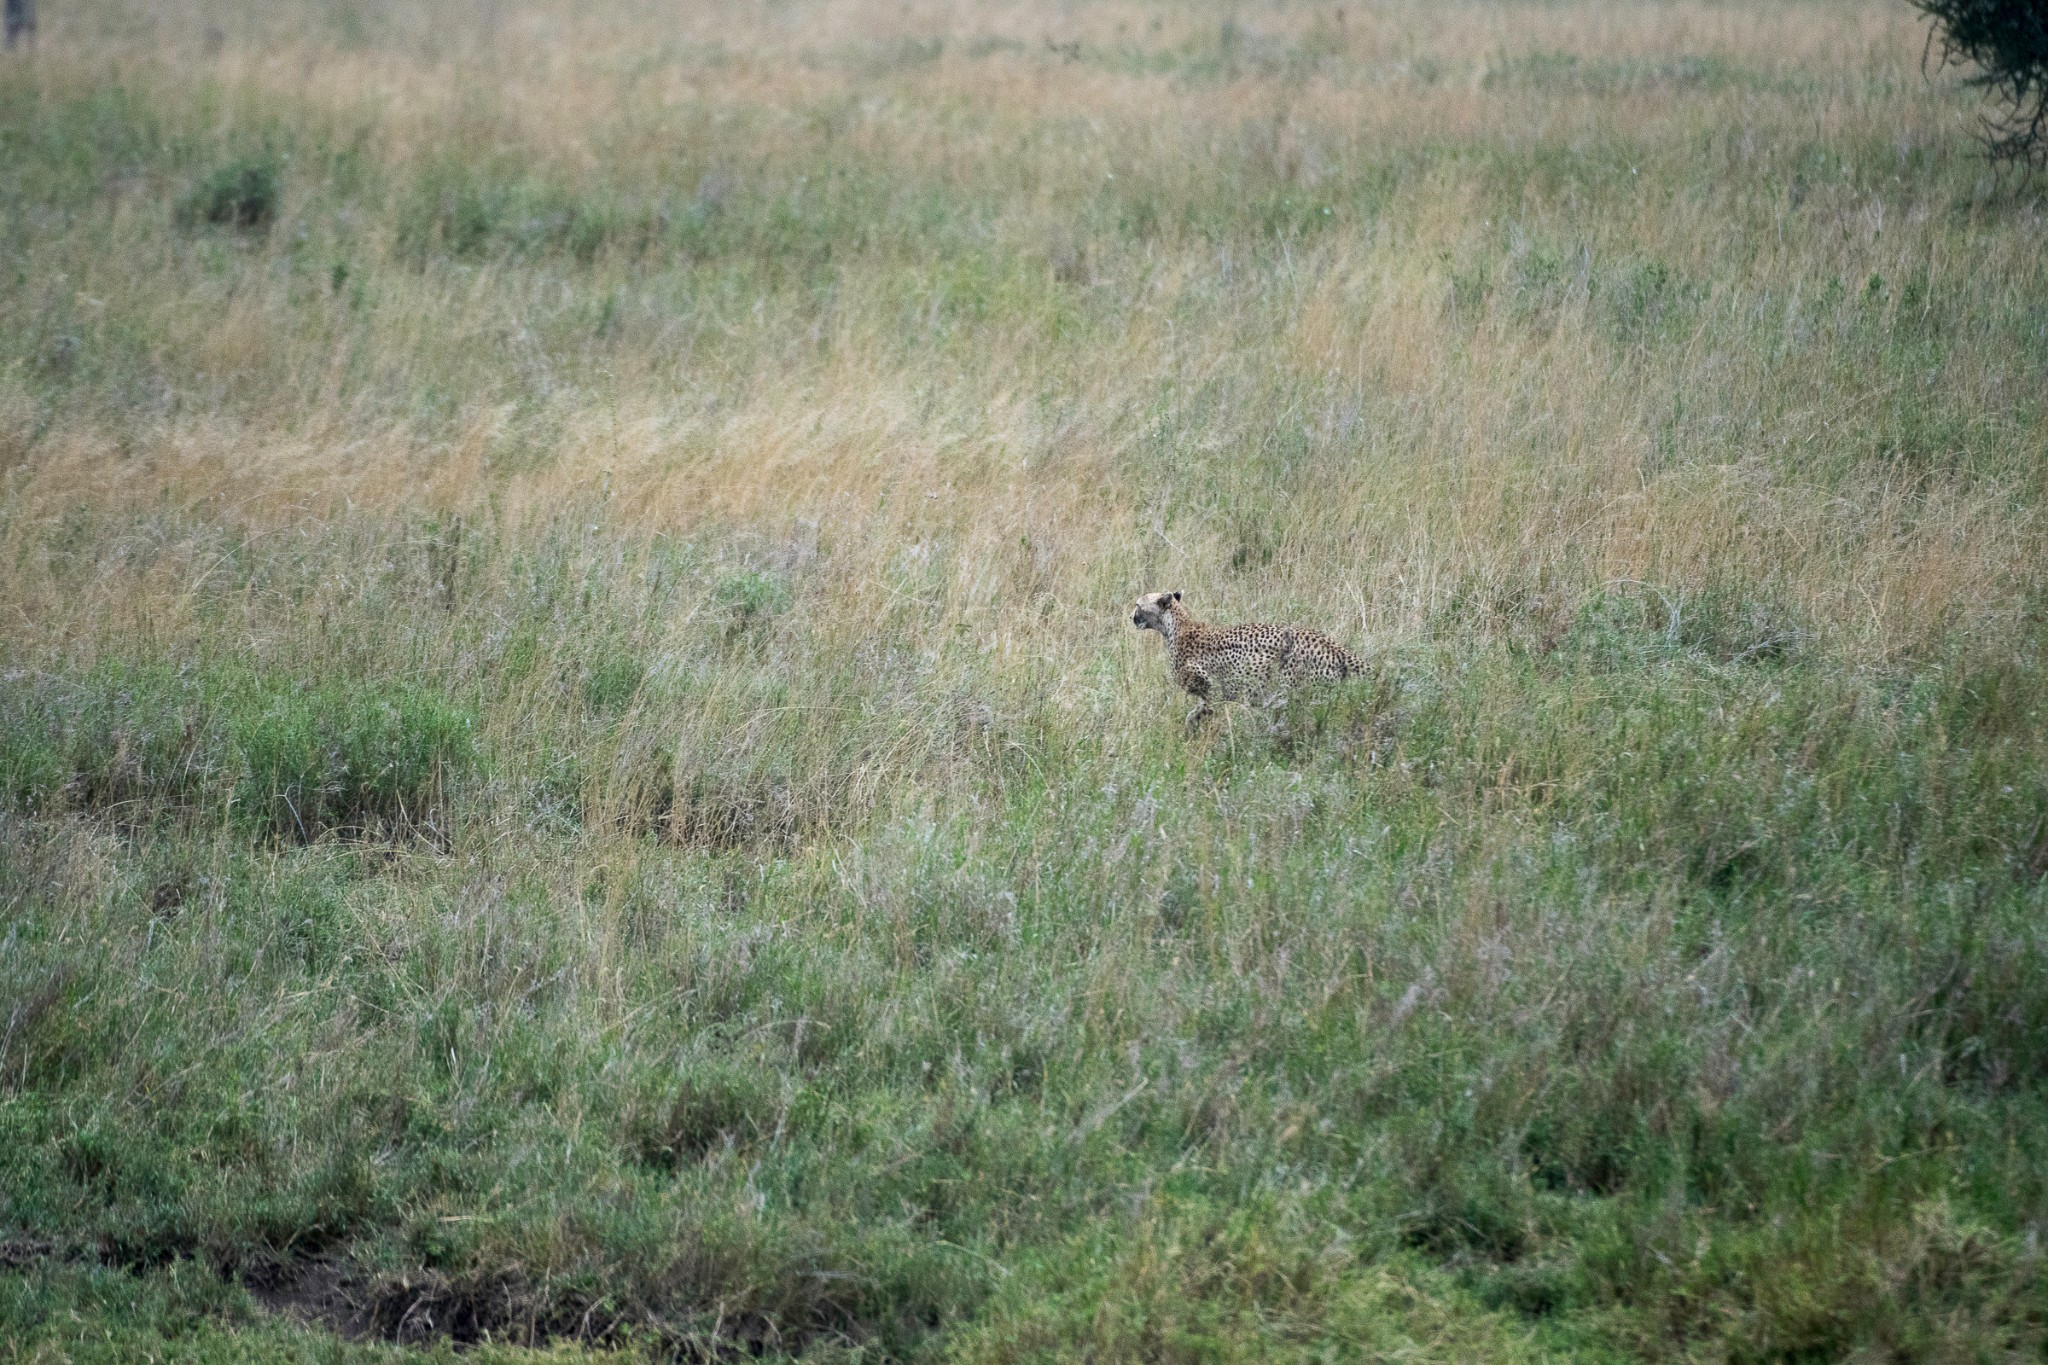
1130, 592, 1365, 722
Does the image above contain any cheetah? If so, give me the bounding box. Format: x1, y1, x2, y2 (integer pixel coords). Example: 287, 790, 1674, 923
1130, 590, 1366, 729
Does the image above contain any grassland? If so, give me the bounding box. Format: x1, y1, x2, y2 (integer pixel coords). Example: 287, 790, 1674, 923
2, 0, 2046, 1359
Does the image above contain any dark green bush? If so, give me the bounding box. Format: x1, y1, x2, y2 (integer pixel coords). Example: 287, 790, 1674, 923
177, 154, 283, 230
1916, 0, 2048, 167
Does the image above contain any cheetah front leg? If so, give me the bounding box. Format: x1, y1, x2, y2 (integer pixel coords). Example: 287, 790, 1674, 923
1179, 665, 1217, 734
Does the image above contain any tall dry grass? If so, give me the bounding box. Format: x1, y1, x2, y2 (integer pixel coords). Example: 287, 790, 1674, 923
4, 0, 2040, 672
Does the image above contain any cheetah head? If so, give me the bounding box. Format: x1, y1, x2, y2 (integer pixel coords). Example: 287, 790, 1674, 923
1130, 591, 1183, 637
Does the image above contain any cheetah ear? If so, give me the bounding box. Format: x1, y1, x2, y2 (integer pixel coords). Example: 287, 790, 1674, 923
1168, 590, 1182, 604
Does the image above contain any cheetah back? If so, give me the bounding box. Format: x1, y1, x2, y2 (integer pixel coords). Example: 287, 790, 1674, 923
1192, 622, 1363, 698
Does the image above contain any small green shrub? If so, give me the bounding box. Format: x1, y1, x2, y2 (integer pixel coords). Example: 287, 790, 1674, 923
228, 680, 477, 838
1601, 257, 1703, 345
712, 569, 791, 634
0, 661, 477, 839
177, 154, 283, 231
578, 651, 646, 713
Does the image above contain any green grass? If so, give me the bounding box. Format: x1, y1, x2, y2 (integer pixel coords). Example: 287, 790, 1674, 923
0, 659, 477, 839
0, 1258, 617, 1362
3, 0, 2048, 1359
4, 585, 2044, 1358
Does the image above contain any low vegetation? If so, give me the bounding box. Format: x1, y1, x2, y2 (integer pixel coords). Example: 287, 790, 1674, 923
2, 0, 2045, 1360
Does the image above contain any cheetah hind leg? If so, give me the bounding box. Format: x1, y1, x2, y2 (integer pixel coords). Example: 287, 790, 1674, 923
1261, 688, 1294, 740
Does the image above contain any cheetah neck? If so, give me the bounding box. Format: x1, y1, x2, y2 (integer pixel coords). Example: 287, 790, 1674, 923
1162, 603, 1209, 655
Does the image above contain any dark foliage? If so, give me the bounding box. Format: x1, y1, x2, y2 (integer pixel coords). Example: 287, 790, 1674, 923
179, 155, 283, 230
1916, 0, 2048, 168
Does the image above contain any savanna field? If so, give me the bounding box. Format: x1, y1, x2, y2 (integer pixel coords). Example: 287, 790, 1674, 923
3, 0, 2047, 1359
